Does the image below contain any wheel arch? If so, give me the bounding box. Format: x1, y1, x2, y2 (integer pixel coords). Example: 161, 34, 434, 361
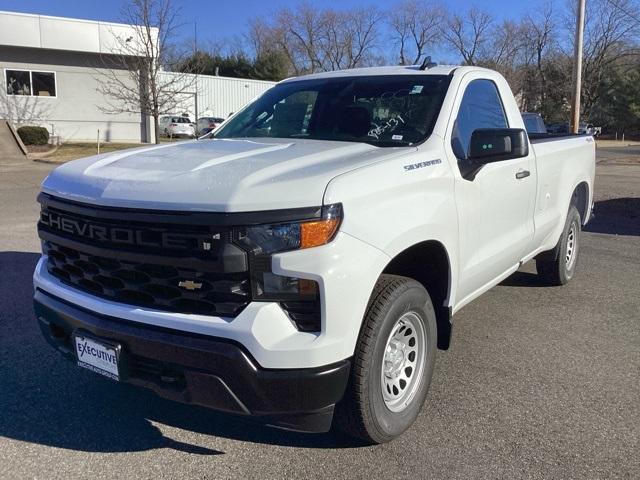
571, 181, 590, 225
537, 180, 590, 263
381, 240, 453, 350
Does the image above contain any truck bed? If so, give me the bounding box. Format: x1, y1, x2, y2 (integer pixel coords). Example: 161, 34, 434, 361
528, 132, 591, 143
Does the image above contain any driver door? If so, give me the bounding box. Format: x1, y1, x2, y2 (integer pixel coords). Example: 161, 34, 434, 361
447, 77, 535, 303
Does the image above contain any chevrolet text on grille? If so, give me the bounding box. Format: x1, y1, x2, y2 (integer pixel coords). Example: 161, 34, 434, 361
40, 210, 217, 250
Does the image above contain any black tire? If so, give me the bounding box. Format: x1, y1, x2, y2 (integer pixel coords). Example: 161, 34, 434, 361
334, 274, 437, 444
536, 206, 582, 285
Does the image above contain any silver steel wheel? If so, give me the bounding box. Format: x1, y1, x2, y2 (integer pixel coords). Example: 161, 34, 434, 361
565, 222, 578, 270
381, 311, 427, 412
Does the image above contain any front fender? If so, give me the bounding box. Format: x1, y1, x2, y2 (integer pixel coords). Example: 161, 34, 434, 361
324, 148, 459, 307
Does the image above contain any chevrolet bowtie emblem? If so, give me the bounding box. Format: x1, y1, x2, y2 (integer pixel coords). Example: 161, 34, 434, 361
178, 280, 203, 291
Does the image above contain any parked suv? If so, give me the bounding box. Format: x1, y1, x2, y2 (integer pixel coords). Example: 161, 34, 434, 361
521, 112, 547, 134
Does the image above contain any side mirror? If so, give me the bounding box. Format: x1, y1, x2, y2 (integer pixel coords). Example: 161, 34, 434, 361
468, 128, 529, 163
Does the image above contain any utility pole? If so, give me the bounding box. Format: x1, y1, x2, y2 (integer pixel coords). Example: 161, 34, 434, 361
570, 0, 586, 133
194, 21, 199, 125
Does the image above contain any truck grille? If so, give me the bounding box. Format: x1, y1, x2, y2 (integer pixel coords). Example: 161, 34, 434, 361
44, 242, 251, 316
38, 194, 251, 317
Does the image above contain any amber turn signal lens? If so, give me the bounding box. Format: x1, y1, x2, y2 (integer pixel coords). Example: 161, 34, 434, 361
300, 218, 340, 249
298, 278, 319, 295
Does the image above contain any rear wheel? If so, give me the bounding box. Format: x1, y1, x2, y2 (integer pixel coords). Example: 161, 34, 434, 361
334, 274, 437, 444
536, 206, 582, 285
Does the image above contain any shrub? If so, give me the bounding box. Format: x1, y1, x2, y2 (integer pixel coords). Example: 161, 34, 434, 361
17, 126, 49, 145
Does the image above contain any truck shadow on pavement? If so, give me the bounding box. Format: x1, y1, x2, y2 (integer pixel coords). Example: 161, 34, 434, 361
0, 252, 363, 454
584, 198, 640, 236
502, 197, 639, 288
499, 271, 549, 287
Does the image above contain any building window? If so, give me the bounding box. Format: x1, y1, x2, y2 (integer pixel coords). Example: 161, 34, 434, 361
32, 72, 56, 97
5, 69, 56, 97
6, 70, 31, 95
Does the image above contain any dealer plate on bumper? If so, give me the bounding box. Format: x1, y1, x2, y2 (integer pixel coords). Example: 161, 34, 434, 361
73, 334, 121, 381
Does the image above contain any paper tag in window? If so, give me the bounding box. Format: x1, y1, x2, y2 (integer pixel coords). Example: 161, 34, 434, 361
392, 134, 403, 140
410, 85, 424, 94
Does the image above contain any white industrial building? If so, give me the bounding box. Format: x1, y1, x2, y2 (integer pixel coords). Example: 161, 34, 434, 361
160, 71, 276, 127
0, 10, 275, 143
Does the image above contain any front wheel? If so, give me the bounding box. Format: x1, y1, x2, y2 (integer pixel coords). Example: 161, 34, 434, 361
334, 274, 437, 444
536, 206, 582, 285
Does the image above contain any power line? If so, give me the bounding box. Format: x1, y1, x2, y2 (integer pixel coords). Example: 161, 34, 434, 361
604, 0, 640, 26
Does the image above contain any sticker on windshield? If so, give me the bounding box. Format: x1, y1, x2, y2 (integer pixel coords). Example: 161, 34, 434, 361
410, 85, 424, 94
368, 115, 405, 139
392, 134, 403, 141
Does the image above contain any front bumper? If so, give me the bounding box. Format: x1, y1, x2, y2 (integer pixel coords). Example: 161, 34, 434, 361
34, 289, 351, 433
34, 229, 389, 369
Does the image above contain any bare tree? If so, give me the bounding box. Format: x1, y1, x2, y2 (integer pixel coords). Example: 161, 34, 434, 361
389, 0, 444, 65
96, 0, 198, 143
247, 2, 382, 75
579, 0, 640, 117
442, 7, 493, 65
523, 4, 555, 72
340, 8, 383, 69
518, 2, 556, 112
470, 19, 525, 90
488, 20, 523, 68
0, 93, 54, 129
273, 3, 326, 74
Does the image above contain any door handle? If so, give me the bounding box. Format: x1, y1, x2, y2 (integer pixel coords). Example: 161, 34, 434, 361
516, 169, 530, 180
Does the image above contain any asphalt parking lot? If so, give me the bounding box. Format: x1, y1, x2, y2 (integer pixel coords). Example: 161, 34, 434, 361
1, 150, 638, 479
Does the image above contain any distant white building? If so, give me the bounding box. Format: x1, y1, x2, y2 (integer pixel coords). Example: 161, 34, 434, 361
161, 71, 276, 125
0, 10, 275, 143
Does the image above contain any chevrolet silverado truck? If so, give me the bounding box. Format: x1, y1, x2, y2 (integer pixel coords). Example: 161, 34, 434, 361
34, 65, 595, 443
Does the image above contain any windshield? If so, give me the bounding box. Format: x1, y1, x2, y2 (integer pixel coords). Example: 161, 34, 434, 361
215, 75, 451, 147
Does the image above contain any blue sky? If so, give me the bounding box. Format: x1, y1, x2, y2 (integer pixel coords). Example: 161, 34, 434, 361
1, 0, 535, 60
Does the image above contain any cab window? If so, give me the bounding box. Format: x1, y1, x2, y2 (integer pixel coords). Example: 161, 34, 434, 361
451, 79, 508, 161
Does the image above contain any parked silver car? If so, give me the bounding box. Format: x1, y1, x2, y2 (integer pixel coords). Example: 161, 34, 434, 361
197, 117, 226, 135
159, 116, 196, 138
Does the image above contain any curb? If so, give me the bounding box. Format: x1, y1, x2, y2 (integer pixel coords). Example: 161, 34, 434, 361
28, 143, 62, 163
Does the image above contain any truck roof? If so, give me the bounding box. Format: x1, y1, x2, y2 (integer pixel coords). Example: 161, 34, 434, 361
280, 64, 462, 83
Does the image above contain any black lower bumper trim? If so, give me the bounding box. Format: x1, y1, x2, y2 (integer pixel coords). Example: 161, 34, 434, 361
34, 289, 351, 433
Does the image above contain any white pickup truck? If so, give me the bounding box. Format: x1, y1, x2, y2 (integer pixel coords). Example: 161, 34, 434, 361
34, 65, 595, 443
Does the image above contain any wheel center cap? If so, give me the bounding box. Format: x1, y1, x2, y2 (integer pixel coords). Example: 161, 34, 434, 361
384, 342, 406, 377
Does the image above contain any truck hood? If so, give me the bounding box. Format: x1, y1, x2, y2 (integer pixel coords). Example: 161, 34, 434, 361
42, 138, 409, 212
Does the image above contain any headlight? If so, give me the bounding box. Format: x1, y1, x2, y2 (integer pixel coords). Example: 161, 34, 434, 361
235, 204, 343, 332
238, 203, 342, 255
